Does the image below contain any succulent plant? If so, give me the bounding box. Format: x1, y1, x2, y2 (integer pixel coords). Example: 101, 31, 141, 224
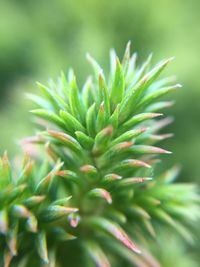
0, 43, 199, 266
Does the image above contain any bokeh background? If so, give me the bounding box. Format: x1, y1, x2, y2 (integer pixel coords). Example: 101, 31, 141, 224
0, 0, 200, 264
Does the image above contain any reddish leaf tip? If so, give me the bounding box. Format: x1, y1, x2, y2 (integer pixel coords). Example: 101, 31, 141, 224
80, 165, 97, 173
103, 126, 113, 136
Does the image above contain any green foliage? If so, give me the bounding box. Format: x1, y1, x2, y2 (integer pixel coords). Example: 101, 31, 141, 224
0, 44, 199, 266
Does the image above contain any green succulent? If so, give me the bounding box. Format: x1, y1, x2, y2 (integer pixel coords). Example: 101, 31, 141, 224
0, 43, 199, 266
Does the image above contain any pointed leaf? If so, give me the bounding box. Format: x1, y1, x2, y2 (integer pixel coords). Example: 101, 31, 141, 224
75, 131, 94, 150
102, 173, 122, 184
36, 82, 61, 112
36, 231, 49, 264
99, 74, 110, 119
88, 188, 112, 204
129, 53, 153, 88
40, 205, 78, 222
121, 112, 162, 132
86, 103, 96, 137
129, 204, 151, 219
30, 109, 66, 130
88, 217, 141, 254
48, 130, 82, 153
137, 84, 181, 110
26, 215, 38, 233
82, 76, 94, 109
51, 227, 77, 241
112, 159, 151, 172
93, 126, 113, 155
109, 104, 119, 129
12, 205, 30, 219
53, 196, 72, 205
147, 100, 174, 112
86, 241, 111, 267
56, 170, 79, 183
0, 210, 8, 234
118, 177, 152, 187
3, 250, 12, 267
96, 102, 106, 132
119, 57, 173, 121
36, 161, 63, 193
80, 165, 97, 175
60, 110, 86, 133
6, 223, 18, 256
111, 128, 147, 146
69, 73, 85, 123
0, 152, 11, 187
110, 57, 125, 108
24, 195, 46, 208
86, 53, 104, 81
130, 145, 172, 155
122, 41, 131, 76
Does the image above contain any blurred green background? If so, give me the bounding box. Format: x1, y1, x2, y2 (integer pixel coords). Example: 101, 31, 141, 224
0, 0, 200, 185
